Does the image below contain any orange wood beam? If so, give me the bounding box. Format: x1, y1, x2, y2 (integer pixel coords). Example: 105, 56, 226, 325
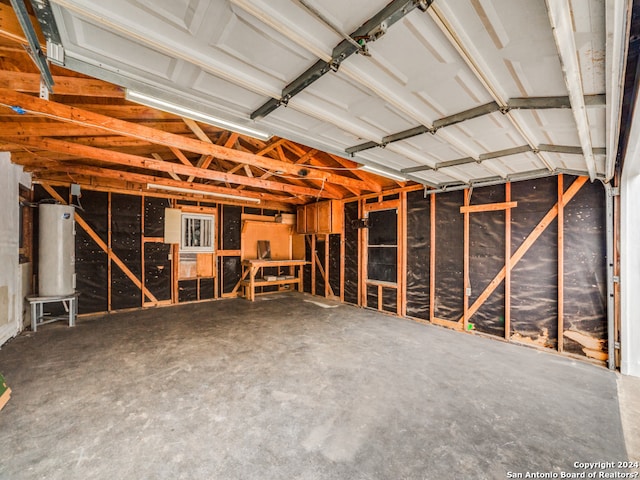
459, 201, 518, 214
0, 71, 124, 97
3, 135, 334, 199
0, 89, 374, 192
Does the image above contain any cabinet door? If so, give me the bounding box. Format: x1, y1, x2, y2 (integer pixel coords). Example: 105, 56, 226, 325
316, 201, 332, 233
296, 206, 307, 234
306, 203, 318, 233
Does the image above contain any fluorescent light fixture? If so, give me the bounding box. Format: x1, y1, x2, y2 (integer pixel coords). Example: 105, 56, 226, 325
360, 164, 406, 181
146, 183, 261, 204
126, 90, 272, 141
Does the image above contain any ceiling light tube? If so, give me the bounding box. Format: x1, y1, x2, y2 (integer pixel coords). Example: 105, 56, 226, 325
127, 90, 272, 141
360, 164, 407, 181
146, 183, 261, 204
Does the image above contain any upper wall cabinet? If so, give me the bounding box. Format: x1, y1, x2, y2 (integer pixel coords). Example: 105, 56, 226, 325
297, 200, 343, 235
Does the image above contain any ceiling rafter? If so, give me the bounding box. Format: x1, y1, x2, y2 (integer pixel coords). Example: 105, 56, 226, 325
1, 135, 336, 199
0, 89, 377, 192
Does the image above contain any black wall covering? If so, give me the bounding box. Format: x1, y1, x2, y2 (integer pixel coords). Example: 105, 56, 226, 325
382, 288, 397, 313
329, 234, 341, 298
144, 242, 171, 302
75, 190, 109, 314
367, 284, 378, 310
511, 177, 558, 348
343, 202, 359, 304
178, 279, 197, 303
144, 197, 170, 237
111, 194, 142, 310
468, 185, 506, 336
222, 205, 241, 250
315, 239, 326, 296
222, 256, 241, 294
199, 278, 215, 300
406, 190, 430, 320
434, 190, 464, 321
562, 176, 607, 357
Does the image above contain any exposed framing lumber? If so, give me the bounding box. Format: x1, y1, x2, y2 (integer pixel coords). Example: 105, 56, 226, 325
505, 183, 511, 340
463, 189, 470, 331
0, 89, 375, 192
4, 135, 332, 199
0, 71, 124, 97
557, 174, 564, 352
41, 183, 159, 304
466, 176, 587, 320
430, 194, 436, 322
459, 201, 518, 213
400, 191, 407, 317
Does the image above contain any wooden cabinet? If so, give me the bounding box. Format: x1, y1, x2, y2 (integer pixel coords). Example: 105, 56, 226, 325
297, 200, 343, 234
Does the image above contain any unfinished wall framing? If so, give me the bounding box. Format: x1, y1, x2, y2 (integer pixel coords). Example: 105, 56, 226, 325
327, 175, 608, 363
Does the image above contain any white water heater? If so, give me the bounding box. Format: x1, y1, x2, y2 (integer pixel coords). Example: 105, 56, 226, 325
38, 204, 76, 297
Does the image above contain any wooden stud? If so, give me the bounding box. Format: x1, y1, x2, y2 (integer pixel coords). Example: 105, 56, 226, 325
430, 193, 436, 322
108, 191, 112, 312
311, 235, 317, 296
467, 176, 587, 319
400, 191, 407, 317
340, 229, 345, 303
0, 70, 124, 97
359, 199, 367, 307
463, 188, 470, 331
557, 174, 564, 352
505, 182, 511, 340
325, 234, 330, 298
459, 201, 517, 214
141, 195, 145, 307
378, 284, 383, 311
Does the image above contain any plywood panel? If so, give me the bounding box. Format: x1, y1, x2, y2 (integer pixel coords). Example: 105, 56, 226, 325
241, 222, 293, 260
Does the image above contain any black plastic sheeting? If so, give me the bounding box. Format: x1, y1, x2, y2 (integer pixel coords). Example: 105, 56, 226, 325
469, 185, 506, 336
511, 177, 558, 348
222, 205, 241, 250
562, 176, 607, 357
405, 190, 430, 320
111, 194, 142, 310
367, 209, 397, 283
382, 287, 397, 313
434, 190, 464, 321
367, 284, 378, 310
343, 202, 359, 304
199, 278, 215, 300
178, 280, 198, 302
144, 197, 170, 237
144, 242, 171, 302
315, 239, 326, 296
75, 190, 109, 314
328, 234, 341, 297
222, 256, 241, 294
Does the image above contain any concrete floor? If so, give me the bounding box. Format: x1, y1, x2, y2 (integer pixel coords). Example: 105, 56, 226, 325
0, 294, 631, 480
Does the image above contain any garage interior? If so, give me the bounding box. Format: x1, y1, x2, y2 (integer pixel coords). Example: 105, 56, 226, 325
0, 0, 639, 477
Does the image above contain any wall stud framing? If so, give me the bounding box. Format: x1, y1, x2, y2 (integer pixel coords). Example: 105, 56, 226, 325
505, 182, 511, 340
558, 174, 564, 352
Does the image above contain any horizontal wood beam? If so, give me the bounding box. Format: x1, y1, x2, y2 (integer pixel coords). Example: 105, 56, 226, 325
0, 89, 375, 192
0, 120, 194, 137
459, 201, 518, 214
3, 135, 336, 199
25, 160, 304, 205
0, 71, 124, 97
0, 3, 45, 45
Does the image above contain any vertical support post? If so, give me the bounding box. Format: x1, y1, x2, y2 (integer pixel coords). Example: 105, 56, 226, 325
430, 194, 436, 322
325, 234, 330, 298
505, 182, 511, 340
604, 182, 616, 370
340, 229, 345, 303
141, 195, 145, 307
311, 234, 316, 296
172, 199, 179, 304
107, 191, 112, 312
399, 192, 407, 317
378, 284, 383, 311
558, 175, 564, 352
613, 185, 621, 368
463, 189, 470, 331
359, 199, 367, 307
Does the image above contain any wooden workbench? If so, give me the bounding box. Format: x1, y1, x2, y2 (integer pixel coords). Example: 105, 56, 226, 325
239, 259, 308, 301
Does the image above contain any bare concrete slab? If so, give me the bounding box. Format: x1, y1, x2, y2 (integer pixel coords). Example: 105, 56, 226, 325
0, 294, 629, 479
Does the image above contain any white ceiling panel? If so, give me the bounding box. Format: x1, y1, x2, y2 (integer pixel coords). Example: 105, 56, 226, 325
47, 0, 613, 187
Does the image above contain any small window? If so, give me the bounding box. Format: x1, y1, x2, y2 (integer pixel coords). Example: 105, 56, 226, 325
181, 214, 215, 253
